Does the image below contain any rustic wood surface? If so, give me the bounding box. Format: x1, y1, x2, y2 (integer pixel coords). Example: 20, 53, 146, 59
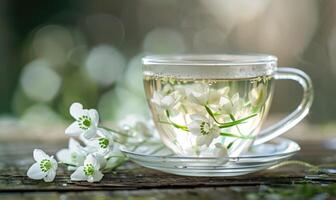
1, 138, 336, 199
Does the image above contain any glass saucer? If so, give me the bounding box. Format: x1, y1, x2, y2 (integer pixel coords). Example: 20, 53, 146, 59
120, 137, 300, 177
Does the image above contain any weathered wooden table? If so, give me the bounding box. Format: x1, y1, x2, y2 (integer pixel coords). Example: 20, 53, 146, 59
1, 137, 336, 199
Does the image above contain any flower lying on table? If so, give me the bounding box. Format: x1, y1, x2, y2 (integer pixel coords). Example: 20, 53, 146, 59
27, 102, 156, 183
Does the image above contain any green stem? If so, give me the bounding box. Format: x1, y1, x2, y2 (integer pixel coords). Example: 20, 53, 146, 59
58, 162, 77, 167
267, 160, 320, 172
164, 110, 189, 131
218, 114, 257, 128
220, 132, 254, 139
103, 156, 128, 172
205, 105, 257, 128
229, 114, 243, 136
100, 126, 131, 137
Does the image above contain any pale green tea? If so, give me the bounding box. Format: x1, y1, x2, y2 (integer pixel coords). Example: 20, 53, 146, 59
144, 75, 274, 157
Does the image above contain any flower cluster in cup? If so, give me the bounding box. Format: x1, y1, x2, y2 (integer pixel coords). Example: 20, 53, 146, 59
148, 76, 271, 157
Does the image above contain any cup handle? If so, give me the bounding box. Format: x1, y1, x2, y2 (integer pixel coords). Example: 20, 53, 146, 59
253, 67, 314, 146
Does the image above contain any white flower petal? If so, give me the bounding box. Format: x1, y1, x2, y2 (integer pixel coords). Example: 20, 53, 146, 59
69, 102, 86, 119
161, 95, 174, 108
196, 135, 214, 147
232, 93, 240, 103
96, 128, 110, 138
27, 163, 46, 180
89, 109, 99, 126
70, 166, 86, 181
188, 122, 201, 136
33, 149, 49, 162
82, 127, 97, 139
92, 153, 105, 169
44, 170, 56, 182
190, 114, 207, 122
89, 170, 103, 182
84, 154, 100, 169
214, 143, 228, 157
56, 149, 71, 163
69, 138, 81, 151
65, 122, 82, 136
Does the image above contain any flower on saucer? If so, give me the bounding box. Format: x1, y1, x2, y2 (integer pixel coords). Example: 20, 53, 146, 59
65, 102, 99, 139
70, 154, 104, 183
56, 138, 87, 170
27, 149, 58, 182
249, 83, 267, 107
187, 114, 220, 146
213, 143, 229, 157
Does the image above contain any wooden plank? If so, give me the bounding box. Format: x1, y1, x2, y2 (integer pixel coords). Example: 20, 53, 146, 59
0, 140, 336, 192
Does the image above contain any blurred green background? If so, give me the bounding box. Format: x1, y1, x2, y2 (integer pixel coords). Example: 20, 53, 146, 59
0, 0, 335, 139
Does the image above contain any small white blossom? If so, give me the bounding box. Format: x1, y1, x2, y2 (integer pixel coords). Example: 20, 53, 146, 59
151, 91, 177, 110
86, 128, 114, 155
208, 86, 230, 105
249, 83, 267, 107
118, 115, 153, 142
187, 114, 220, 146
27, 149, 58, 182
65, 102, 99, 139
56, 138, 87, 170
219, 93, 244, 116
213, 143, 229, 157
70, 154, 104, 183
185, 84, 209, 105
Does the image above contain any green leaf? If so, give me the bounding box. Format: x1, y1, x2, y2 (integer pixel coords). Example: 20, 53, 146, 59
220, 132, 254, 139
218, 113, 257, 128
205, 105, 222, 124
227, 142, 234, 149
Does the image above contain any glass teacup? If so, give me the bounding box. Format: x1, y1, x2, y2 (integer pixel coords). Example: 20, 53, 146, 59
142, 54, 313, 157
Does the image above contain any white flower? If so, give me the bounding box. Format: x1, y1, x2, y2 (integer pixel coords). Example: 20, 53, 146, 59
185, 84, 209, 105
27, 149, 58, 182
151, 91, 176, 110
213, 143, 228, 157
208, 86, 230, 105
219, 93, 244, 116
118, 115, 153, 141
187, 114, 220, 146
70, 154, 104, 183
249, 83, 267, 107
56, 138, 87, 170
86, 128, 114, 155
65, 102, 99, 139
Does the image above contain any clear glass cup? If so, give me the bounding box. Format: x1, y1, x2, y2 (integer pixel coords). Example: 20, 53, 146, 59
142, 54, 313, 157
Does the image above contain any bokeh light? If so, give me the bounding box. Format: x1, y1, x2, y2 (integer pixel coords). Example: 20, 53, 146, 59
20, 59, 62, 102
85, 45, 126, 86
143, 28, 186, 54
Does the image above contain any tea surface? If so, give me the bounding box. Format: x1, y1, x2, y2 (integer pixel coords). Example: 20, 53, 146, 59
144, 75, 273, 157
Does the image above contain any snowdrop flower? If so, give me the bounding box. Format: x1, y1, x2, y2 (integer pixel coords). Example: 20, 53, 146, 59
86, 128, 114, 155
56, 138, 87, 170
208, 86, 230, 105
151, 91, 177, 110
187, 114, 220, 146
70, 154, 104, 183
185, 84, 209, 105
65, 102, 99, 139
27, 149, 58, 182
118, 115, 152, 141
213, 143, 228, 157
219, 93, 243, 116
249, 83, 267, 107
